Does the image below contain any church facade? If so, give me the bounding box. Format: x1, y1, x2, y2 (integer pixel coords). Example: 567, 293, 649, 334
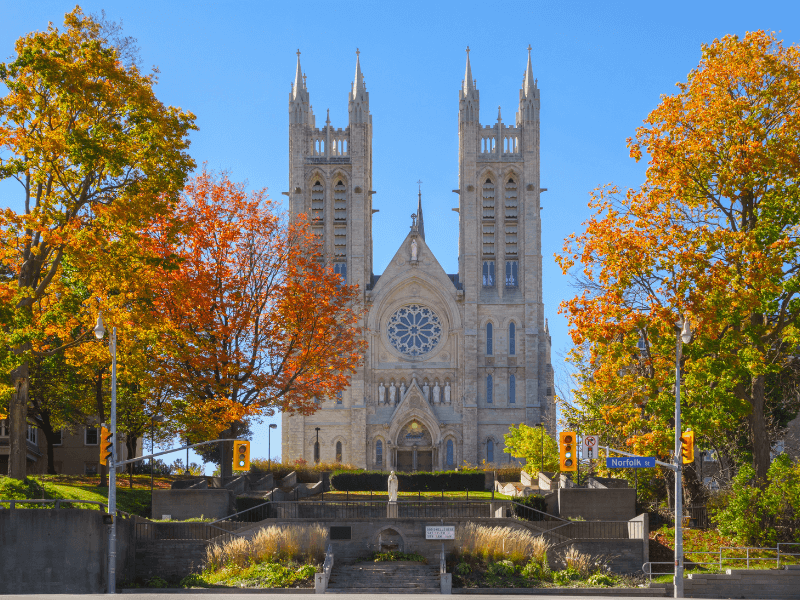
281, 49, 555, 470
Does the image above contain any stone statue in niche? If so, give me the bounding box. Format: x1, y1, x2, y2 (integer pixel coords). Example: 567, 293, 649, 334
379, 382, 386, 404
389, 381, 397, 406
433, 380, 441, 404
444, 381, 451, 404
411, 238, 418, 261
400, 381, 406, 398
422, 381, 430, 402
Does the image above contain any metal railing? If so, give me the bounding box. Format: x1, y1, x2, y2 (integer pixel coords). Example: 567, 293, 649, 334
315, 543, 334, 593
642, 543, 800, 581
0, 498, 106, 510
136, 500, 272, 541
509, 501, 642, 541
266, 500, 493, 520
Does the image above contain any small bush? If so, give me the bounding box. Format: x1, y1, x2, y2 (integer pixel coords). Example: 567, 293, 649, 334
521, 558, 547, 580
370, 550, 426, 563
563, 546, 594, 578
487, 560, 515, 577
587, 572, 615, 587
147, 576, 169, 588
455, 561, 472, 575
179, 574, 208, 588
552, 567, 581, 586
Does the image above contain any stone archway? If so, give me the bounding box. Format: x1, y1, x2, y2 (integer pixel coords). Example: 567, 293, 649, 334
373, 526, 406, 553
395, 420, 433, 472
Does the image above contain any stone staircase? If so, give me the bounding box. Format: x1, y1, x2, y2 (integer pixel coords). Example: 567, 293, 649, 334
326, 561, 440, 594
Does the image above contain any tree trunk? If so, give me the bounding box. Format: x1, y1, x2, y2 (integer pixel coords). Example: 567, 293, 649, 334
749, 373, 771, 484
38, 408, 59, 475
8, 364, 29, 479
220, 425, 233, 479
126, 434, 139, 488
96, 368, 107, 487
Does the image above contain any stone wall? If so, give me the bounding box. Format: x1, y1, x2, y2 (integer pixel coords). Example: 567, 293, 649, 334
134, 540, 208, 582
556, 488, 636, 521
653, 566, 800, 599
0, 508, 135, 594
151, 489, 234, 521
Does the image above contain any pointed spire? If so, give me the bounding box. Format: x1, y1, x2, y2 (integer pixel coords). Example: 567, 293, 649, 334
293, 49, 306, 100
416, 180, 425, 241
352, 48, 366, 100
463, 46, 476, 96
523, 44, 535, 97
326, 109, 330, 125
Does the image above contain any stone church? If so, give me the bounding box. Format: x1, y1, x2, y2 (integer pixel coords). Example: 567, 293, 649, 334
282, 48, 555, 471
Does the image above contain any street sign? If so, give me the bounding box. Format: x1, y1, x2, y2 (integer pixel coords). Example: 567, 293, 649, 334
583, 435, 600, 459
606, 456, 656, 468
426, 526, 455, 540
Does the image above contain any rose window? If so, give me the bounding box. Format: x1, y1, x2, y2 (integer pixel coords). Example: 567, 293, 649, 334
386, 304, 443, 357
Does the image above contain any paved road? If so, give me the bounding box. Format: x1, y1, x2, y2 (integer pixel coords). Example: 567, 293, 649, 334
0, 595, 774, 600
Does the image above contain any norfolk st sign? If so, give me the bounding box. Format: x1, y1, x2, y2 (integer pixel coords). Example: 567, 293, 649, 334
606, 456, 656, 469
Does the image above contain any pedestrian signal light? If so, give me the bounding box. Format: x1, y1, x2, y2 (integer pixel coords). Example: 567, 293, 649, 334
233, 440, 250, 471
559, 431, 577, 472
99, 427, 114, 466
680, 430, 695, 464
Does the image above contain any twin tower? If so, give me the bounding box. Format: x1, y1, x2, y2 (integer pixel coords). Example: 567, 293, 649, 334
284, 48, 553, 469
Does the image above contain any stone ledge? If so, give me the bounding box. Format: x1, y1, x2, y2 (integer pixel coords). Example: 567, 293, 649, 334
456, 588, 666, 596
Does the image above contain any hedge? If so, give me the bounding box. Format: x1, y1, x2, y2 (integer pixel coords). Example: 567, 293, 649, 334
330, 470, 486, 492
511, 494, 550, 521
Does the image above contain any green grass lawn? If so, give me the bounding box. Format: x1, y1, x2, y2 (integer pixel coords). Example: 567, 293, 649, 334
0, 474, 178, 517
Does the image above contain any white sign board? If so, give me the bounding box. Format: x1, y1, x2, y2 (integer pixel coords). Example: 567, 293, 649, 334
425, 526, 455, 540
583, 435, 600, 459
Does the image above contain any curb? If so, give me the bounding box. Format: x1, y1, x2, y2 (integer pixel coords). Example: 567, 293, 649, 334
120, 588, 314, 594
454, 588, 667, 596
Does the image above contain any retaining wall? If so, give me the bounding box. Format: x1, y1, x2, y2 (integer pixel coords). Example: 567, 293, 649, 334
151, 489, 234, 521
653, 565, 800, 599
556, 488, 636, 521
0, 508, 135, 594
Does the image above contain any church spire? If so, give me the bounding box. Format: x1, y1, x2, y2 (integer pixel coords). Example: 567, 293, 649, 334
463, 46, 476, 96
523, 44, 536, 98
292, 49, 306, 100
416, 180, 425, 241
352, 48, 366, 100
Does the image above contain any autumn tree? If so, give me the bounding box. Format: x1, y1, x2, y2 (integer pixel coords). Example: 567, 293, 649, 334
150, 171, 365, 477
0, 8, 196, 478
558, 31, 800, 483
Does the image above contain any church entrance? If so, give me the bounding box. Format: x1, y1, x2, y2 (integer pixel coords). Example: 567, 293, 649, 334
417, 451, 432, 471
397, 451, 413, 472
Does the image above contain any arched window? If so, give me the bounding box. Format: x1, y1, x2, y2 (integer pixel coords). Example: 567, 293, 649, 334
376, 440, 383, 467
487, 439, 494, 463
314, 441, 320, 464
335, 441, 342, 463
446, 439, 454, 467
486, 323, 493, 355
509, 322, 516, 355
486, 374, 493, 404
509, 374, 516, 404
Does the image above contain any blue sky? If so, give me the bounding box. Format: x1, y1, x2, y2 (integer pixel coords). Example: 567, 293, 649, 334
3, 1, 799, 471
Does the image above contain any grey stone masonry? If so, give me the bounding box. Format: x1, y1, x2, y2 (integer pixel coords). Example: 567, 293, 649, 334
284, 47, 556, 469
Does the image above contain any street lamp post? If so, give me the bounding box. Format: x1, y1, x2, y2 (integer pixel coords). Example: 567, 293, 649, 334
674, 317, 692, 599
268, 424, 277, 472
94, 313, 117, 595
315, 427, 321, 464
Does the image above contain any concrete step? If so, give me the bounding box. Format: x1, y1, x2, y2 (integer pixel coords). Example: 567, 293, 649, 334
327, 588, 440, 594
328, 562, 439, 593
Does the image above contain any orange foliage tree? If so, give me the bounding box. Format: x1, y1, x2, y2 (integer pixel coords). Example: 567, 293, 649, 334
0, 8, 196, 478
557, 31, 800, 484
148, 171, 365, 476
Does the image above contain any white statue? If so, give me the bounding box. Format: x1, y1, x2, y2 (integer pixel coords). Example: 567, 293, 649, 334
444, 381, 451, 404
379, 382, 386, 404
411, 238, 418, 261
389, 381, 397, 406
433, 381, 441, 404
423, 381, 430, 402
400, 381, 406, 398
388, 470, 399, 502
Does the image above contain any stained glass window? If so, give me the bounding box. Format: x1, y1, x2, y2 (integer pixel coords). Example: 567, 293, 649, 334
386, 304, 443, 357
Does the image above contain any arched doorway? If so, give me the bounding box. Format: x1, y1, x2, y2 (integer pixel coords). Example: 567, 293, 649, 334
396, 420, 433, 472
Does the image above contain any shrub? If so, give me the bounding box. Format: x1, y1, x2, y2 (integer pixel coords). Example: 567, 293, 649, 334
711, 454, 800, 546
330, 470, 485, 492
587, 573, 615, 587
147, 576, 169, 588
562, 546, 593, 578
511, 494, 549, 520
370, 550, 426, 563
487, 560, 515, 576
552, 567, 581, 586
521, 558, 547, 580
455, 561, 472, 575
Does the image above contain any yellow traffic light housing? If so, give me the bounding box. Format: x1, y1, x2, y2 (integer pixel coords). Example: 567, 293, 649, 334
559, 431, 577, 472
233, 440, 250, 471
680, 430, 695, 464
99, 427, 114, 466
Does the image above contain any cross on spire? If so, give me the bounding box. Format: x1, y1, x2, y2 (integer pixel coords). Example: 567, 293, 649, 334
356, 48, 360, 56
297, 49, 301, 57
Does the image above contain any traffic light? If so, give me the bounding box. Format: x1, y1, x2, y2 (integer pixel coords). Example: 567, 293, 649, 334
233, 440, 250, 471
559, 431, 577, 472
680, 430, 695, 464
99, 427, 114, 466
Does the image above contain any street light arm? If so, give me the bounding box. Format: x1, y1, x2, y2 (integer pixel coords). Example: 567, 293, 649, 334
113, 438, 241, 468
